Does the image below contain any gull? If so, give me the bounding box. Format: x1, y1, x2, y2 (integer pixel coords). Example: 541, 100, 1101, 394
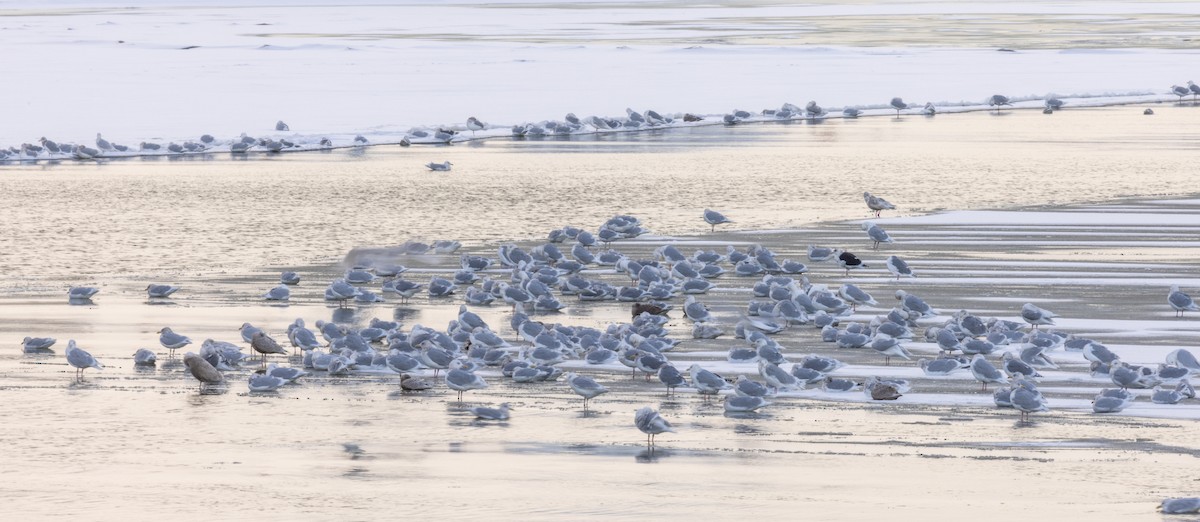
1009, 379, 1049, 421
1172, 84, 1190, 102
889, 97, 908, 116
885, 255, 914, 279
759, 361, 799, 391
445, 361, 488, 401
471, 403, 510, 421
870, 334, 911, 365
275, 120, 289, 131
263, 285, 290, 301
265, 363, 306, 383
1190, 80, 1200, 101
1168, 285, 1200, 317
158, 327, 192, 355
69, 286, 99, 300
426, 161, 453, 172
634, 407, 674, 446
95, 133, 114, 151
863, 192, 896, 217
1151, 384, 1185, 404
1159, 498, 1200, 514
183, 352, 222, 387
658, 364, 687, 396
250, 331, 287, 367
688, 363, 730, 399
133, 348, 157, 365
863, 376, 904, 400
1092, 388, 1134, 413
1045, 97, 1064, 110
895, 290, 936, 318
565, 372, 608, 410
325, 279, 360, 307
838, 283, 877, 309
466, 116, 487, 135
239, 322, 263, 343
836, 250, 867, 275
725, 396, 770, 413
386, 351, 421, 373
1166, 348, 1200, 372
921, 102, 936, 116
862, 222, 893, 249
1021, 303, 1057, 329
988, 94, 1012, 110
22, 336, 56, 352
399, 373, 434, 391
280, 271, 301, 285
1001, 352, 1042, 380
146, 284, 180, 298
683, 295, 713, 323
733, 375, 770, 397
703, 209, 732, 232
807, 245, 836, 262
65, 340, 103, 379
970, 354, 1008, 390
920, 357, 968, 376
248, 373, 287, 392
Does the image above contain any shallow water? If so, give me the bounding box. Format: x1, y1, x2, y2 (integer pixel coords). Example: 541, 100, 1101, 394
3, 108, 1200, 519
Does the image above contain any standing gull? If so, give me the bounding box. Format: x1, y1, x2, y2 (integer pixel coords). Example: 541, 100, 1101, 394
863, 192, 896, 217
183, 352, 223, 388
65, 340, 103, 379
634, 407, 675, 447
836, 250, 868, 275
970, 354, 1008, 391
889, 97, 909, 116
250, 331, 287, 367
703, 209, 732, 232
886, 255, 914, 279
1021, 303, 1057, 329
445, 361, 488, 402
862, 221, 893, 249
565, 372, 609, 410
1168, 285, 1200, 317
1172, 84, 1191, 102
158, 327, 192, 356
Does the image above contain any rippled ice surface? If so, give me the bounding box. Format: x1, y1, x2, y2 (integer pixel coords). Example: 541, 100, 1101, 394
2, 108, 1200, 520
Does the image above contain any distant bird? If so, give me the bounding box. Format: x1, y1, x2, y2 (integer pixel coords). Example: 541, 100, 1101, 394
565, 372, 608, 410
466, 117, 487, 135
863, 192, 896, 217
1168, 285, 1200, 317
95, 133, 114, 151
275, 120, 289, 131
1144, 108, 1154, 115
68, 286, 99, 300
890, 97, 909, 116
703, 209, 732, 232
1045, 97, 1064, 110
634, 406, 675, 446
1190, 81, 1200, 101
988, 94, 1012, 109
836, 250, 867, 275
158, 327, 192, 355
1021, 303, 1058, 329
885, 255, 914, 279
805, 101, 826, 119
250, 331, 287, 366
146, 284, 180, 298
65, 340, 103, 379
1172, 84, 1190, 101
183, 352, 223, 387
862, 221, 893, 249
426, 161, 453, 171
471, 403, 510, 421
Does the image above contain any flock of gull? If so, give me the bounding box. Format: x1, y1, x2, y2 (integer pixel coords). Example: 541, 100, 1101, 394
27, 190, 1200, 464
3, 85, 1193, 163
